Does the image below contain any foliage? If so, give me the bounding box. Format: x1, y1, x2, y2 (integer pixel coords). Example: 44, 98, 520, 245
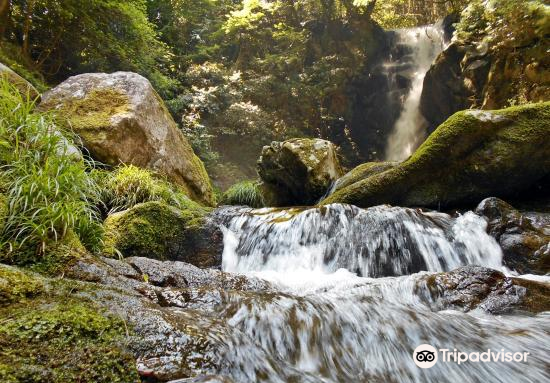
456, 0, 549, 47
95, 164, 204, 214
2, 0, 174, 96
221, 180, 265, 208
0, 78, 101, 256
0, 41, 48, 92
369, 0, 471, 29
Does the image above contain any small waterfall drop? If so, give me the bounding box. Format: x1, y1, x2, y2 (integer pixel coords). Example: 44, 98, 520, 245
220, 204, 503, 283
385, 25, 445, 161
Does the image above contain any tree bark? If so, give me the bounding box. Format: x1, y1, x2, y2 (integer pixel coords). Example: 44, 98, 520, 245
0, 0, 10, 37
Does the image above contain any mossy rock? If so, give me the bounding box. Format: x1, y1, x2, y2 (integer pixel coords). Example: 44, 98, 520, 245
330, 161, 398, 194
323, 102, 550, 209
0, 298, 139, 382
0, 265, 44, 306
258, 138, 344, 206
1, 230, 90, 276
40, 72, 215, 206
0, 62, 40, 101
103, 201, 223, 267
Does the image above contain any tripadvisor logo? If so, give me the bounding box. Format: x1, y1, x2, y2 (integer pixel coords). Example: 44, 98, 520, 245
413, 344, 438, 368
413, 344, 530, 369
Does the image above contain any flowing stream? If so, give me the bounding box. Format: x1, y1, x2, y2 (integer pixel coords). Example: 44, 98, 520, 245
385, 25, 445, 161
208, 204, 550, 383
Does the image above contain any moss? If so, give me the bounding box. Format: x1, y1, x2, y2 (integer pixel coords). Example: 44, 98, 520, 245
0, 299, 139, 382
58, 88, 130, 132
322, 102, 550, 208
0, 265, 44, 306
1, 230, 90, 277
331, 161, 398, 193
102, 201, 209, 260
0, 42, 49, 93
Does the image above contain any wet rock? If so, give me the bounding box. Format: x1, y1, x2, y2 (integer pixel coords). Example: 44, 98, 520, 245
419, 266, 550, 314
258, 138, 344, 206
39, 72, 214, 205
65, 256, 270, 381
475, 197, 550, 275
0, 62, 40, 100
322, 102, 550, 209
103, 201, 224, 267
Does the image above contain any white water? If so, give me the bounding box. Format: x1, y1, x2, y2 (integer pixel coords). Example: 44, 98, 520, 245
213, 204, 550, 383
222, 204, 503, 283
385, 25, 445, 161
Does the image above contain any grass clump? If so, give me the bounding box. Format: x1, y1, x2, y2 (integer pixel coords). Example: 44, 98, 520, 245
0, 78, 102, 259
221, 180, 265, 208
95, 164, 205, 215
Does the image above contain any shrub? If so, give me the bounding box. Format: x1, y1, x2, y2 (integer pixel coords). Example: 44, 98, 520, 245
96, 164, 203, 214
0, 79, 101, 257
220, 180, 265, 208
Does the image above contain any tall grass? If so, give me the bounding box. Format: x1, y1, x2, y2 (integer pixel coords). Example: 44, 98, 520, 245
95, 164, 203, 215
0, 78, 102, 256
220, 180, 265, 208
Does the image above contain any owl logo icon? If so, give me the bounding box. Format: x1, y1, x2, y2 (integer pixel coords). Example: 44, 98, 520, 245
413, 344, 438, 368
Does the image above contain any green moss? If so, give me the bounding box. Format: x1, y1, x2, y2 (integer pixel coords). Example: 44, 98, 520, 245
332, 161, 398, 193
322, 102, 550, 208
58, 88, 130, 132
0, 300, 139, 382
1, 230, 90, 277
102, 201, 209, 260
0, 265, 44, 306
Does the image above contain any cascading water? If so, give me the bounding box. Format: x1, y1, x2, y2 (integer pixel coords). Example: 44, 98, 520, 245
221, 204, 503, 279
206, 204, 550, 382
385, 25, 445, 161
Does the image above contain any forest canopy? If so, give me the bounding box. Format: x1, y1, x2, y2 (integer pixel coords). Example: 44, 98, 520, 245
1, 0, 545, 186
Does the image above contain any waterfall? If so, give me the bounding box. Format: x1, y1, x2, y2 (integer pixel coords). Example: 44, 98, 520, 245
220, 204, 503, 282
385, 25, 445, 161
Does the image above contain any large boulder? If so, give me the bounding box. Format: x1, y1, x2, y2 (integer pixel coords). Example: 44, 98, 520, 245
40, 72, 214, 206
102, 201, 223, 268
475, 197, 549, 275
258, 138, 344, 206
0, 62, 40, 100
322, 102, 550, 209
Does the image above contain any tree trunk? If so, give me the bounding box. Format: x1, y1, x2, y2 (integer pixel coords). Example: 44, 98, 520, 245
0, 0, 10, 37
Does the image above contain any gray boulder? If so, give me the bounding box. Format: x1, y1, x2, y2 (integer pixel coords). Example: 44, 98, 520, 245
40, 72, 214, 205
